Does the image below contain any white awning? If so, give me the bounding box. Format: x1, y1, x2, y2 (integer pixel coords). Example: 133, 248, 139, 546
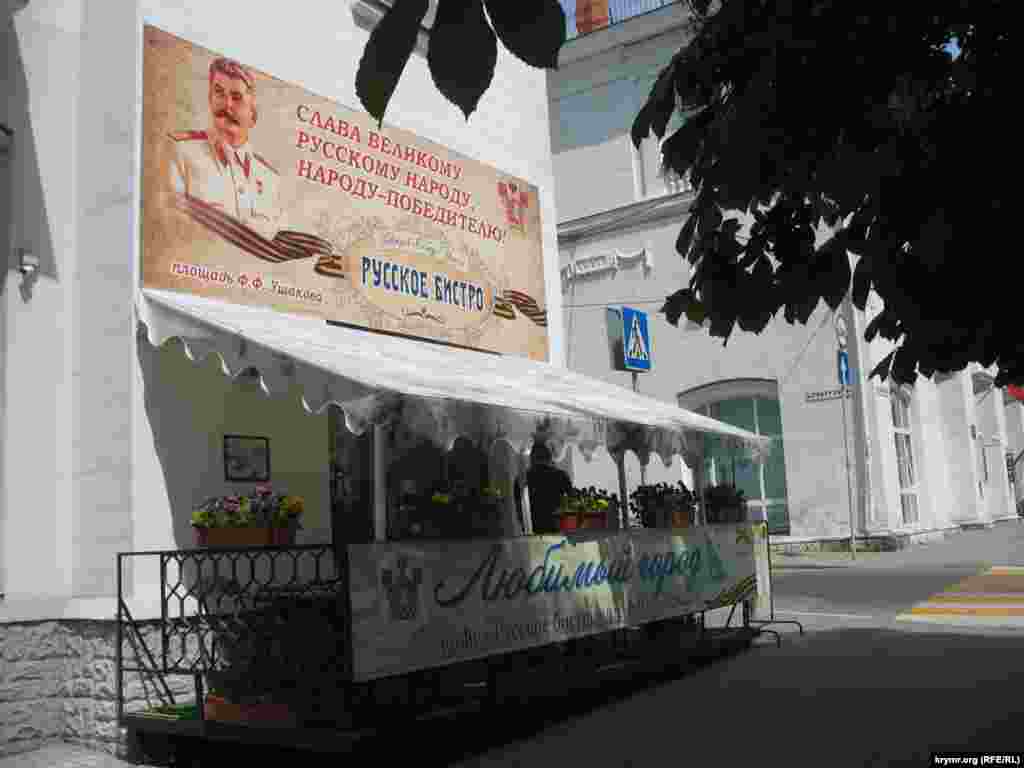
137, 288, 771, 467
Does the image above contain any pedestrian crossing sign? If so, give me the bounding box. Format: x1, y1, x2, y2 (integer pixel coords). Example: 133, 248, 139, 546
622, 306, 651, 372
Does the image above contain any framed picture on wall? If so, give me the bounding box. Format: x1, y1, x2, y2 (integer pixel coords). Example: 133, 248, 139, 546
223, 435, 271, 482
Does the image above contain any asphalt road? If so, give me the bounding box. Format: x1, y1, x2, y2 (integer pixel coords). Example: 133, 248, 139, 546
440, 524, 1024, 767
770, 522, 1024, 625
770, 564, 984, 620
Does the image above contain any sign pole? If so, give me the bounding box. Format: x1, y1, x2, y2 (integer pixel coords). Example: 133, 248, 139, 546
835, 304, 856, 560
632, 371, 647, 486
840, 374, 857, 560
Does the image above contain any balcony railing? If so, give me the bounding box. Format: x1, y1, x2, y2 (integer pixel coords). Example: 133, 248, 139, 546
562, 0, 681, 41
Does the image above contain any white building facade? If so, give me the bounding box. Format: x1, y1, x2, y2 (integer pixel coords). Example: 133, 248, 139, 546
550, 2, 1022, 544
1, 0, 563, 753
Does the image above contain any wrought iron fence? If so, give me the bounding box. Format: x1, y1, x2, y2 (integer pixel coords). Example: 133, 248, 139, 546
116, 545, 349, 722
562, 0, 680, 40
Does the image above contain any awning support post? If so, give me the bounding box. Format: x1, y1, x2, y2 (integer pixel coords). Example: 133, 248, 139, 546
373, 425, 387, 541
615, 451, 628, 531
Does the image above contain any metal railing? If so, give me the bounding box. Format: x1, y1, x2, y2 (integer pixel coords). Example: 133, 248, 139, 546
562, 0, 680, 40
116, 545, 349, 723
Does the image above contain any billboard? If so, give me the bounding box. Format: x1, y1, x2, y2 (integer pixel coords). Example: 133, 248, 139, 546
140, 25, 549, 360
348, 524, 759, 681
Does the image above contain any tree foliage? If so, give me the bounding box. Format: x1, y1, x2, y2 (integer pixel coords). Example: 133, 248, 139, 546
357, 1, 1020, 387
357, 0, 566, 124
635, 1, 1018, 386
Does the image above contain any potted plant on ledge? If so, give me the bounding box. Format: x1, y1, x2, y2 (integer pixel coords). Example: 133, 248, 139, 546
558, 486, 615, 532
629, 481, 696, 529
191, 484, 304, 547
703, 483, 747, 525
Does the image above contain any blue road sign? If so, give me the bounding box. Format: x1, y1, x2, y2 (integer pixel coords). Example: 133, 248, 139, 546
837, 350, 851, 387
622, 307, 651, 372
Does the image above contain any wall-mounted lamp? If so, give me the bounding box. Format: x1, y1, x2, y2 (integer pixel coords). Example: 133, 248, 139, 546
17, 248, 39, 276
15, 247, 40, 301
0, 123, 12, 158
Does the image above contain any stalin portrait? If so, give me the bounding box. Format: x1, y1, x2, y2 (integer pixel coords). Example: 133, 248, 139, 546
164, 56, 286, 250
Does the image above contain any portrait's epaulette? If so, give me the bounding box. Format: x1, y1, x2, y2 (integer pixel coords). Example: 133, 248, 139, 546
253, 152, 279, 175
168, 130, 208, 142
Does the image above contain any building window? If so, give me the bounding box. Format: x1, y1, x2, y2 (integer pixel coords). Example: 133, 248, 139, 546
699, 396, 789, 535
890, 389, 919, 525
561, 0, 681, 41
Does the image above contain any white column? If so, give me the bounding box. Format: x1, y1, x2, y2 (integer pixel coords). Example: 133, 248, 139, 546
1004, 397, 1024, 510
937, 372, 983, 525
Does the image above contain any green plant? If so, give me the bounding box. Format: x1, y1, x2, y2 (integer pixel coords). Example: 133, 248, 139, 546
629, 481, 695, 528
559, 486, 616, 517
191, 486, 303, 530
703, 483, 747, 524
481, 484, 506, 500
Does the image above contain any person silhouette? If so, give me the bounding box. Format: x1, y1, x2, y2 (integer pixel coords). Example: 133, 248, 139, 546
525, 442, 571, 535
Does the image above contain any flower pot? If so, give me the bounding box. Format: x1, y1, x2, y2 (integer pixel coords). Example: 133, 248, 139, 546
193, 527, 295, 548
270, 526, 298, 545
671, 507, 691, 529
559, 515, 579, 533
204, 693, 296, 727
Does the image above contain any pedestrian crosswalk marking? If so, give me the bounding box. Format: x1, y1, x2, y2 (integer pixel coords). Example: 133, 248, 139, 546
908, 605, 1024, 616
928, 593, 1024, 602
897, 566, 1024, 626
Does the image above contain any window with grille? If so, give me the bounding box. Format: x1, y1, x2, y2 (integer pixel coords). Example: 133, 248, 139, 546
890, 389, 919, 525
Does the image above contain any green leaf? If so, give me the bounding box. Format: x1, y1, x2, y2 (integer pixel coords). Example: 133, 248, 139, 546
660, 107, 713, 179
660, 289, 692, 327
851, 251, 873, 310
868, 350, 892, 382
632, 59, 679, 147
428, 0, 497, 120
483, 0, 566, 70
676, 214, 700, 260
818, 234, 851, 311
708, 308, 736, 341
356, 0, 430, 126
699, 199, 723, 237
685, 299, 708, 327
889, 345, 919, 386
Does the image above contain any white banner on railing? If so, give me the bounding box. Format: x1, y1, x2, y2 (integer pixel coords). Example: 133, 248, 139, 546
348, 524, 759, 681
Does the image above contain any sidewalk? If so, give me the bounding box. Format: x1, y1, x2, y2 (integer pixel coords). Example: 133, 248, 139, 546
771, 520, 1024, 571
0, 745, 149, 768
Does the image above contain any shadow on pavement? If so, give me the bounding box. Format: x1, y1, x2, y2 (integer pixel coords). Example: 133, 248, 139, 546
442, 626, 1023, 768
152, 625, 1023, 767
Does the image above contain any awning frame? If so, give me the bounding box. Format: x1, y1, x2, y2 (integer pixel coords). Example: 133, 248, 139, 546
137, 289, 773, 469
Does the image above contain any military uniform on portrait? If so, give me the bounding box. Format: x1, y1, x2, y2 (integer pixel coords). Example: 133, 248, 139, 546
166, 130, 283, 241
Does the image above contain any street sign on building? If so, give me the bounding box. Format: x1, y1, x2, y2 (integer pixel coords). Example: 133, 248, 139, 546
622, 306, 651, 372
837, 350, 851, 387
